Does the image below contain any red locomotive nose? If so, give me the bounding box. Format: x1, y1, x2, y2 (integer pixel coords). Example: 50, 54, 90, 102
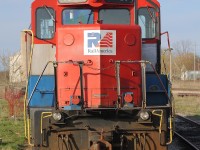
57, 25, 141, 108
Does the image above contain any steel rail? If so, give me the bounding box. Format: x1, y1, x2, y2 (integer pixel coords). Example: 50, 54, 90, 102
175, 114, 200, 150
174, 131, 200, 150
176, 115, 200, 126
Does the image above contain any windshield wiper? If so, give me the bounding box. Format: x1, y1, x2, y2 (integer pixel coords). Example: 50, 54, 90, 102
146, 6, 156, 23
43, 5, 55, 22
87, 10, 93, 24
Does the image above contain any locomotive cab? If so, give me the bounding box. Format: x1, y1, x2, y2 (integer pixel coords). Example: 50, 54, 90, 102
23, 0, 173, 149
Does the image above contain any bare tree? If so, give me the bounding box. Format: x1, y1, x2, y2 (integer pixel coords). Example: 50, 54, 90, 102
0, 50, 13, 84
173, 40, 193, 55
0, 50, 13, 71
161, 40, 200, 80
168, 40, 200, 80
173, 40, 196, 70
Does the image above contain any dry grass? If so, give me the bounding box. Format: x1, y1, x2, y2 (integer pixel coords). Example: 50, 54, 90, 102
172, 80, 200, 89
172, 80, 200, 121
174, 95, 200, 116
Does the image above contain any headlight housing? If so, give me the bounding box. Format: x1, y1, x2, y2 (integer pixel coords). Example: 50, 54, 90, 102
139, 110, 150, 121
52, 112, 62, 121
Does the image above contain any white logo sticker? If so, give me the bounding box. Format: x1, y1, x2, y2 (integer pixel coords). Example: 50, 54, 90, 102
84, 30, 116, 55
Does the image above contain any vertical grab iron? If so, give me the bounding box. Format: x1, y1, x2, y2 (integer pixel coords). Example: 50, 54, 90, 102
141, 61, 147, 109
115, 61, 121, 108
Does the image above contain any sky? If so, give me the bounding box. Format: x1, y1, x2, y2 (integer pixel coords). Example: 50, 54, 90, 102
160, 0, 200, 53
0, 1, 32, 54
0, 0, 200, 54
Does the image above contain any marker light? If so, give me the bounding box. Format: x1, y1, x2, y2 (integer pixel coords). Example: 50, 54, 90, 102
139, 111, 150, 121
52, 112, 62, 121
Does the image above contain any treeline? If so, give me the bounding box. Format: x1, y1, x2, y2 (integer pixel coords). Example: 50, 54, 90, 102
161, 40, 200, 80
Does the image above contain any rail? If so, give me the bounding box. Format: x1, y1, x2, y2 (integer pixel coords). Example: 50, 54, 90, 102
174, 115, 200, 149
172, 88, 200, 97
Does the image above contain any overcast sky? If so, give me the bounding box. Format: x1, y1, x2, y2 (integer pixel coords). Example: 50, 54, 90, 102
0, 0, 200, 54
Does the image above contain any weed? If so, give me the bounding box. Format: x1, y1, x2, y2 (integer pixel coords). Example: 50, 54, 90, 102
0, 99, 25, 150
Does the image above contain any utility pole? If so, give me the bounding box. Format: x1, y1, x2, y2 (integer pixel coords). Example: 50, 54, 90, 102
194, 43, 196, 81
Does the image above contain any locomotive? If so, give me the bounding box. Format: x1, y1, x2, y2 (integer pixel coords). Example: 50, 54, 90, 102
23, 0, 173, 149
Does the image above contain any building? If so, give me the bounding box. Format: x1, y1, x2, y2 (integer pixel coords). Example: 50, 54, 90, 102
181, 71, 200, 80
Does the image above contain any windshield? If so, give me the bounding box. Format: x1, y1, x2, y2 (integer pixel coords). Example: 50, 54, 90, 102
62, 9, 93, 24
62, 8, 130, 25
36, 7, 55, 39
138, 8, 156, 38
99, 9, 130, 24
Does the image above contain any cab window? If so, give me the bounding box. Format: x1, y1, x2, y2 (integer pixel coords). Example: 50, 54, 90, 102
138, 8, 156, 38
99, 9, 130, 24
36, 7, 55, 39
62, 9, 93, 24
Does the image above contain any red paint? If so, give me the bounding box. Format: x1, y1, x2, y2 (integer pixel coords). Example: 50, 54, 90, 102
31, 0, 160, 108
56, 25, 141, 108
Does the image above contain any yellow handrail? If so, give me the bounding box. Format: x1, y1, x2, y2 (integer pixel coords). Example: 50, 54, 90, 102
40, 112, 52, 134
22, 29, 34, 145
152, 109, 163, 134
152, 109, 173, 145
166, 115, 173, 145
27, 118, 34, 146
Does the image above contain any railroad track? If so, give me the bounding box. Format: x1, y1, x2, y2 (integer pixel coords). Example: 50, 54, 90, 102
172, 88, 200, 97
174, 115, 200, 150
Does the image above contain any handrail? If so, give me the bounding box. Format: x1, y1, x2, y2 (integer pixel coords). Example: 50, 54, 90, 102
27, 59, 173, 146
117, 60, 171, 106
117, 60, 173, 145
22, 29, 34, 145
29, 60, 172, 108
152, 109, 163, 144
166, 114, 173, 145
28, 60, 85, 107
41, 112, 52, 134
27, 61, 53, 106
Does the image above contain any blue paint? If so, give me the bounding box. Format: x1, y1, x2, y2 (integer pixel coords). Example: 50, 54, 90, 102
146, 74, 169, 106
64, 105, 82, 110
28, 75, 55, 107
27, 74, 170, 108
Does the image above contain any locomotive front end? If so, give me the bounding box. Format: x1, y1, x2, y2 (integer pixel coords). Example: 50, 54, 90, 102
53, 6, 144, 149
25, 0, 173, 149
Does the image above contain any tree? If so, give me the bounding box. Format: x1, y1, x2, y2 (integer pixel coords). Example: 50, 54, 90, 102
0, 50, 14, 84
163, 40, 200, 80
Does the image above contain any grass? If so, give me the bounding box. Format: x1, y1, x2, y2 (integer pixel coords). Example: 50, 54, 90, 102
173, 80, 200, 121
0, 99, 25, 150
174, 95, 200, 116
173, 80, 200, 118
173, 80, 200, 89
